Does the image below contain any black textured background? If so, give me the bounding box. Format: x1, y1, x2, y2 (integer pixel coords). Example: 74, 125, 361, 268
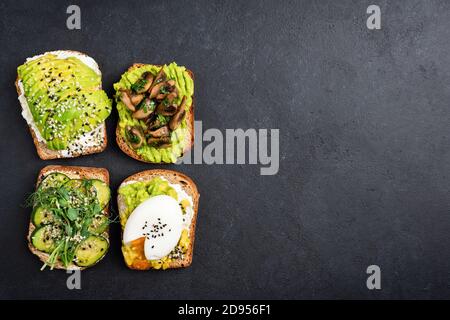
1, 0, 449, 299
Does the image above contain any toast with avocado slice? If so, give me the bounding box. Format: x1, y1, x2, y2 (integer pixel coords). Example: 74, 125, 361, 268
27, 165, 111, 270
16, 50, 111, 160
114, 63, 194, 163
117, 170, 199, 270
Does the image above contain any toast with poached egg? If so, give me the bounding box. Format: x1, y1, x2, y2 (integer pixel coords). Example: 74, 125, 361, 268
117, 169, 199, 270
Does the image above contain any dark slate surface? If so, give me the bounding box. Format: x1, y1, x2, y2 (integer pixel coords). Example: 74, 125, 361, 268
0, 0, 449, 299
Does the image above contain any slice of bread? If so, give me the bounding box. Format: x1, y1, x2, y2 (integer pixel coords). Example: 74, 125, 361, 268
117, 169, 200, 270
115, 63, 195, 163
16, 50, 108, 160
27, 165, 110, 270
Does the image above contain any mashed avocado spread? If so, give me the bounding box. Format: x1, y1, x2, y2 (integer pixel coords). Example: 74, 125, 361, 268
17, 53, 111, 151
119, 177, 191, 269
114, 62, 194, 163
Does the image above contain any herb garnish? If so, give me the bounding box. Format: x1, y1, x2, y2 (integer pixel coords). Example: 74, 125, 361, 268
137, 99, 156, 113
156, 114, 169, 125
26, 180, 110, 270
131, 78, 148, 93
159, 86, 169, 94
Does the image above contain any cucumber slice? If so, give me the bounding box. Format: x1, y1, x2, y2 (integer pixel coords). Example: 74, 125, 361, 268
90, 179, 110, 208
74, 236, 108, 267
31, 225, 61, 253
63, 179, 85, 191
32, 206, 55, 227
88, 214, 109, 234
39, 173, 70, 190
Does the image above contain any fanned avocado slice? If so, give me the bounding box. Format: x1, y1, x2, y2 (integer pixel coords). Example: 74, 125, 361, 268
17, 52, 111, 151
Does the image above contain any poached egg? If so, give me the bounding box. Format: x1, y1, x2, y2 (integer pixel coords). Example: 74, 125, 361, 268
123, 195, 183, 260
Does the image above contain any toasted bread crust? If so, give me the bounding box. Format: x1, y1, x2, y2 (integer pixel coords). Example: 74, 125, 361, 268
117, 169, 200, 270
27, 165, 110, 270
15, 50, 108, 160
115, 63, 195, 163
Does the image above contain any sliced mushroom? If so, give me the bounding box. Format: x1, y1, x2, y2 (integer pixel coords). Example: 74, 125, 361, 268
148, 125, 170, 138
156, 93, 167, 100
149, 82, 165, 99
166, 79, 176, 87
146, 117, 163, 130
169, 109, 186, 131
156, 86, 178, 100
135, 72, 154, 93
132, 98, 154, 119
156, 102, 177, 116
126, 126, 144, 149
166, 90, 178, 102
153, 67, 166, 85
130, 93, 144, 106
169, 96, 187, 131
147, 136, 171, 147
120, 90, 135, 112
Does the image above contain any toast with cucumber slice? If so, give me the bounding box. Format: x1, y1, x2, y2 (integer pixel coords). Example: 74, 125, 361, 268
27, 165, 111, 270
117, 170, 199, 270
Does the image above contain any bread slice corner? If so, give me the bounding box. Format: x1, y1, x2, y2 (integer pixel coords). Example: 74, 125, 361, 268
27, 165, 110, 270
117, 169, 200, 270
115, 63, 195, 163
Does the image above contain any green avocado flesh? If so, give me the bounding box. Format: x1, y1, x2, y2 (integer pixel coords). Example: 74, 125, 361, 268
17, 53, 112, 150
113, 62, 194, 163
118, 177, 178, 226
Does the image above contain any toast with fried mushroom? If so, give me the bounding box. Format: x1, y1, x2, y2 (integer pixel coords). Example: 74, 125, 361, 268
114, 63, 194, 164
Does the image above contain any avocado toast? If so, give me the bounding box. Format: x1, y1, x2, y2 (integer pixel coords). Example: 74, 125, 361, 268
114, 63, 194, 163
118, 170, 199, 270
16, 50, 111, 160
27, 165, 111, 270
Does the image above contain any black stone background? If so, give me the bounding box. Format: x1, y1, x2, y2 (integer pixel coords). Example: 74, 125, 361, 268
0, 0, 449, 299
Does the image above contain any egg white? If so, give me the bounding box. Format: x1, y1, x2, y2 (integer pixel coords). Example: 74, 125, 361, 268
123, 195, 183, 260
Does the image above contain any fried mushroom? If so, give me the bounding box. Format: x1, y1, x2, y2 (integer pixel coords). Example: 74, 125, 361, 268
126, 126, 145, 149
169, 96, 187, 131
147, 136, 171, 148
135, 72, 154, 93
120, 90, 136, 112
132, 98, 154, 119
148, 125, 170, 138
156, 102, 177, 116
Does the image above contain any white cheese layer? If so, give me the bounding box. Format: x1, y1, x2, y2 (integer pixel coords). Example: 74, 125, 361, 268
18, 80, 45, 142
17, 51, 103, 154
